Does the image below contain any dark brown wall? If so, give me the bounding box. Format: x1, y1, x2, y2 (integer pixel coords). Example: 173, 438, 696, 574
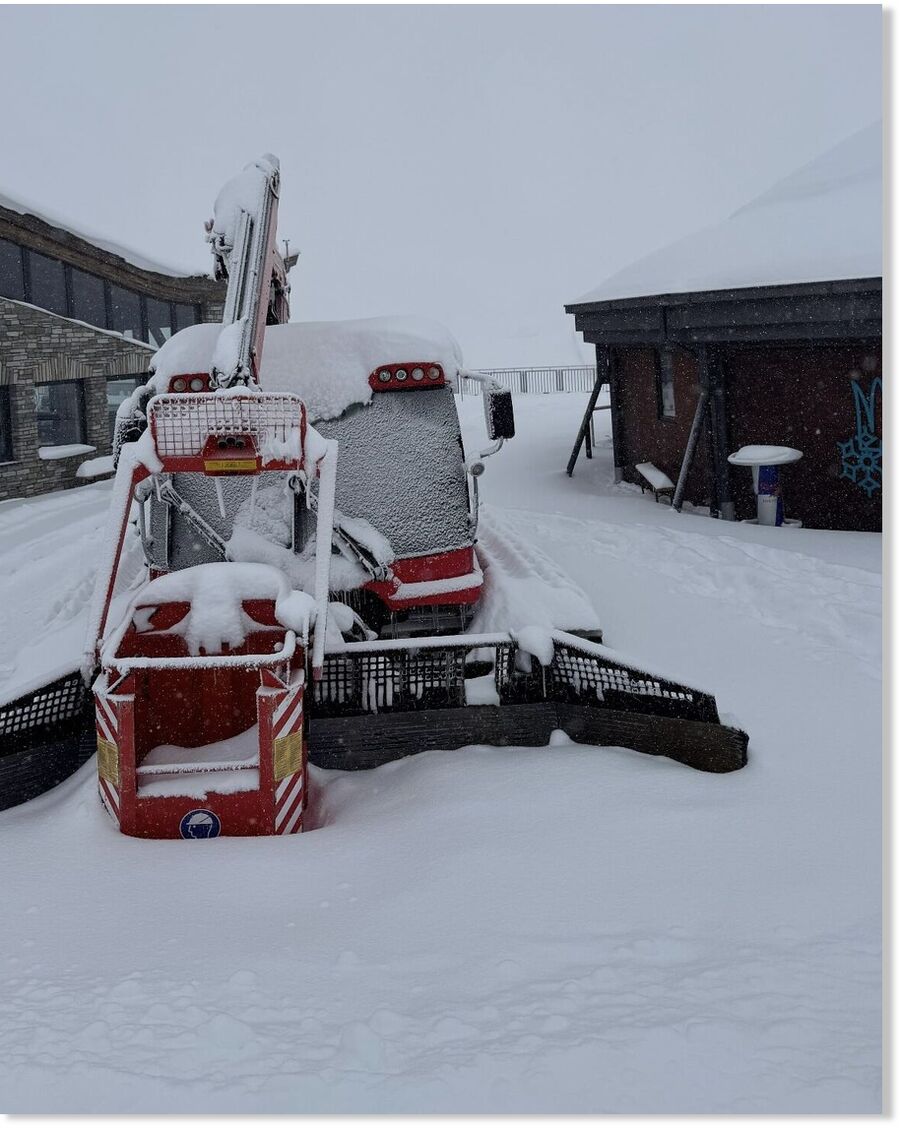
723, 345, 882, 531
614, 346, 711, 505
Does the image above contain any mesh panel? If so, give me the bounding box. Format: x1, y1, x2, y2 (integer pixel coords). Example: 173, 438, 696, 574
150, 393, 303, 458
551, 646, 695, 701
548, 643, 718, 722
0, 674, 87, 737
315, 644, 481, 715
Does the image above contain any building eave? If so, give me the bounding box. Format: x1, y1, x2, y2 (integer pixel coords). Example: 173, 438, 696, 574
565, 277, 882, 347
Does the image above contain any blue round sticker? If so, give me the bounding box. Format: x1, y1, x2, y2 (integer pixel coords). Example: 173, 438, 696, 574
179, 809, 221, 839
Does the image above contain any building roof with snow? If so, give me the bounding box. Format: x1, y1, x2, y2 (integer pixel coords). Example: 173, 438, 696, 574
570, 122, 882, 308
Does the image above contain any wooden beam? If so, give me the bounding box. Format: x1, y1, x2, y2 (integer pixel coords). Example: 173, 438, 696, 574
566, 349, 608, 477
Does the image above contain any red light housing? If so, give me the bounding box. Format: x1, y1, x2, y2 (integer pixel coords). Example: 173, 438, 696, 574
369, 363, 445, 392
200, 433, 261, 475
168, 372, 212, 394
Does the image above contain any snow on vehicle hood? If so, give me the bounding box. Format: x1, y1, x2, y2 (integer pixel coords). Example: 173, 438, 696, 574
144, 315, 464, 423
261, 316, 464, 421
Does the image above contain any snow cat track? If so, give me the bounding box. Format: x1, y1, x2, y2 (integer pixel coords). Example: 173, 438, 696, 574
309, 631, 748, 774
0, 633, 747, 813
0, 673, 96, 812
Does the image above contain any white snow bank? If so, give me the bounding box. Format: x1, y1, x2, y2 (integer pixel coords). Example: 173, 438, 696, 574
138, 767, 260, 799
106, 561, 315, 658
75, 455, 115, 479
140, 724, 259, 772
37, 443, 96, 461
261, 316, 465, 422
0, 187, 206, 277
148, 321, 223, 388
574, 121, 882, 303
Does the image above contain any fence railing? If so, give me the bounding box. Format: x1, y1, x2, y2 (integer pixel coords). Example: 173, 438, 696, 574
457, 366, 597, 396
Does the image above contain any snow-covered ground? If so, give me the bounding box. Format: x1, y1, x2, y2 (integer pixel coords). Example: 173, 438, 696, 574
0, 394, 881, 1113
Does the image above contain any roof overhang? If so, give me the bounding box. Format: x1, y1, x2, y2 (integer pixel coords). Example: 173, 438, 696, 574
565, 277, 882, 348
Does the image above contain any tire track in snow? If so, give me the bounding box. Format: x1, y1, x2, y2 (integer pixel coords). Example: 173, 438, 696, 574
0, 927, 879, 1111
472, 504, 602, 634
496, 508, 880, 680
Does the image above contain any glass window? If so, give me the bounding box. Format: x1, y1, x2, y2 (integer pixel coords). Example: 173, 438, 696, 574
34, 380, 86, 447
0, 387, 13, 462
174, 302, 199, 331
70, 267, 107, 328
28, 251, 67, 316
106, 374, 146, 439
0, 238, 25, 301
108, 284, 142, 339
145, 297, 175, 348
657, 349, 676, 419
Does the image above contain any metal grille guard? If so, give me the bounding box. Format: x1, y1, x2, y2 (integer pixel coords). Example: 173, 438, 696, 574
310, 630, 748, 774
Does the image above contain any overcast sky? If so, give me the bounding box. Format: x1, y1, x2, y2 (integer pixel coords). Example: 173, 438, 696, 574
0, 5, 882, 366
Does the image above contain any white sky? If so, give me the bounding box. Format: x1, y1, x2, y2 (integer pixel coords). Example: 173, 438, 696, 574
0, 5, 882, 367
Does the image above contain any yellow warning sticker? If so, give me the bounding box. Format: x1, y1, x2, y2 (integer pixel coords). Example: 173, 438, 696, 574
97, 738, 119, 786
273, 731, 302, 781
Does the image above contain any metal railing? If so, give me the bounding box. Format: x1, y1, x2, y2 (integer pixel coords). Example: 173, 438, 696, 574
457, 366, 596, 396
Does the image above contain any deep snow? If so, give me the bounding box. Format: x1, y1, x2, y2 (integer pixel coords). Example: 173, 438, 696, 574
0, 394, 881, 1113
575, 121, 881, 303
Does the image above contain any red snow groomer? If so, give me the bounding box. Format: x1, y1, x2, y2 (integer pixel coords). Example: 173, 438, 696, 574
89, 155, 748, 841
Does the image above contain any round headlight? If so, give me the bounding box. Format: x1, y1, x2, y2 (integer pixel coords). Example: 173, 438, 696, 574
173, 378, 187, 392
190, 377, 205, 392
395, 368, 408, 381
411, 367, 424, 381
378, 370, 392, 383
428, 366, 441, 380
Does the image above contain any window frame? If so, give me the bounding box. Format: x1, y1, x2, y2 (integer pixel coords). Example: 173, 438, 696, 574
655, 348, 677, 421
34, 379, 87, 448
105, 373, 147, 440
67, 264, 109, 329
0, 237, 26, 302
26, 249, 68, 317
0, 386, 14, 463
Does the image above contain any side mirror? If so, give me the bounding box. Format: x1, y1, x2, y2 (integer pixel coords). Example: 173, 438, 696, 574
484, 388, 515, 441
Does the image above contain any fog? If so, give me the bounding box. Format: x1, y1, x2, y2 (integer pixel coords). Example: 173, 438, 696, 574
0, 5, 881, 366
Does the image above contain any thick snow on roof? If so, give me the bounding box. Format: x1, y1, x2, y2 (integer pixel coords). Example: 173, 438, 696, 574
262, 316, 464, 422
0, 187, 207, 278
573, 121, 882, 304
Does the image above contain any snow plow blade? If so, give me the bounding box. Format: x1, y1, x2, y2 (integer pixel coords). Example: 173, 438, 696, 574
310, 631, 748, 774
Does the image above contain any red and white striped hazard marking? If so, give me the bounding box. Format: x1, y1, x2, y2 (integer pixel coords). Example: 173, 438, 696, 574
95, 692, 121, 827
273, 682, 305, 835
98, 777, 121, 826
275, 770, 304, 834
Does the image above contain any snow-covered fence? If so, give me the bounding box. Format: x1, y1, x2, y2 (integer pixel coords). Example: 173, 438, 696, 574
457, 366, 596, 396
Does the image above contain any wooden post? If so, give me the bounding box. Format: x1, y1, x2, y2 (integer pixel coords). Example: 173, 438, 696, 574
708, 350, 735, 521
607, 346, 625, 483
566, 347, 609, 476
672, 387, 709, 512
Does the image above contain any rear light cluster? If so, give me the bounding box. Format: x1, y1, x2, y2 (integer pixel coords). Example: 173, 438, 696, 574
168, 373, 212, 394
368, 363, 445, 392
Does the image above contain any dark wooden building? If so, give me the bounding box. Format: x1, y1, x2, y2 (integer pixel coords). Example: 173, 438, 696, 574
565, 124, 882, 532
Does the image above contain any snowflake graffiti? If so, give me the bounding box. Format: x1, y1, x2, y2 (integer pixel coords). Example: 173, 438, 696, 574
838, 377, 882, 497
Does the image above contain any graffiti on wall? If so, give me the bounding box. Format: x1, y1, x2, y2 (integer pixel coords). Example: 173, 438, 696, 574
838, 376, 882, 497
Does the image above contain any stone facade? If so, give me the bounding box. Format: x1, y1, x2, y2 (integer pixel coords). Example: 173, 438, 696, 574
0, 197, 226, 501
0, 297, 155, 500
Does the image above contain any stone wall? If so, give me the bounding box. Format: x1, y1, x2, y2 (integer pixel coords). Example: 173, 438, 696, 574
0, 297, 154, 501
